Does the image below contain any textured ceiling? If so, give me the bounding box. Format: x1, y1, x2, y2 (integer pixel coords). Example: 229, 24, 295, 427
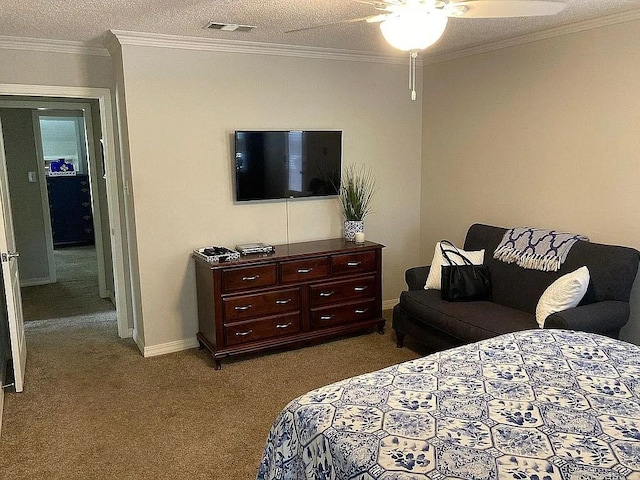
1, 0, 639, 57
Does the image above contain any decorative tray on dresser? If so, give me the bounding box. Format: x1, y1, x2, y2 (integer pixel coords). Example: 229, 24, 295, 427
193, 238, 385, 369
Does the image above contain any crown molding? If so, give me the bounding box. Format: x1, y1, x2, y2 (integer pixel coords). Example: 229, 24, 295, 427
0, 35, 109, 57
104, 32, 122, 58
6, 6, 638, 66
424, 7, 640, 65
109, 30, 413, 66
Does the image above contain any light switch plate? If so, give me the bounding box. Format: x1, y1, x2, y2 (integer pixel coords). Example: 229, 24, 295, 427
28, 171, 37, 183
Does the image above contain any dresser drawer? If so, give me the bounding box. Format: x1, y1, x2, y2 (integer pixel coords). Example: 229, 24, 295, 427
222, 264, 277, 293
224, 314, 300, 346
310, 299, 376, 329
331, 251, 376, 276
309, 276, 376, 307
224, 288, 300, 321
280, 257, 329, 283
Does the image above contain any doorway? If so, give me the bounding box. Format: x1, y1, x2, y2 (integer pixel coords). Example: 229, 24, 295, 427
36, 112, 102, 268
0, 85, 131, 401
0, 102, 113, 323
0, 85, 133, 436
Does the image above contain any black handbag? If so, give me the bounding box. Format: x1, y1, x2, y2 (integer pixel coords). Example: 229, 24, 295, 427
440, 240, 492, 302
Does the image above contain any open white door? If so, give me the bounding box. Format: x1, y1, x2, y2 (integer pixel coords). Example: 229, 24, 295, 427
0, 117, 26, 393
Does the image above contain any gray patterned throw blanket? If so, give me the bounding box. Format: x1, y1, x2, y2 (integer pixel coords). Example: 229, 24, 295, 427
493, 227, 588, 272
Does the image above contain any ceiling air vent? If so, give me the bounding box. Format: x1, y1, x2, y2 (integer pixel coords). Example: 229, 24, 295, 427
206, 22, 256, 32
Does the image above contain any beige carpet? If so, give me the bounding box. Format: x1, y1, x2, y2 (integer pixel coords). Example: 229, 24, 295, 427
21, 246, 114, 321
0, 310, 430, 479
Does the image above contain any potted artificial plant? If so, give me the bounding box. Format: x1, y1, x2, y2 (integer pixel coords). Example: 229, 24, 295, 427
338, 164, 376, 241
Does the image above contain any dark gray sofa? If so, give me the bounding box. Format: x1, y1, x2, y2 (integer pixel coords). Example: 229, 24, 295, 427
393, 223, 640, 350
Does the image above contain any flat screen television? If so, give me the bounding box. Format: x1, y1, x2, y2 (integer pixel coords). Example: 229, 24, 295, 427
234, 130, 342, 202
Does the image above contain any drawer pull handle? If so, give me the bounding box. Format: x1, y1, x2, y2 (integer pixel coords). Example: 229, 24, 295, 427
234, 304, 252, 311
276, 322, 292, 329
320, 315, 335, 321
275, 298, 292, 305
355, 308, 369, 314
297, 268, 313, 273
319, 291, 334, 297
354, 286, 368, 292
235, 330, 253, 337
347, 261, 362, 267
242, 275, 260, 281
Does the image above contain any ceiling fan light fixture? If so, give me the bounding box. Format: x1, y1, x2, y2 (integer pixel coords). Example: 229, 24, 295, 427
379, 7, 448, 51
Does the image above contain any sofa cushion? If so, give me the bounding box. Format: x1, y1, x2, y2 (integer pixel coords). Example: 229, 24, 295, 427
399, 290, 538, 343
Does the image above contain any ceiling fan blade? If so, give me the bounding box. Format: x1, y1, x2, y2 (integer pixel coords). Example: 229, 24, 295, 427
353, 0, 387, 6
451, 1, 566, 18
353, 0, 397, 13
365, 14, 390, 23
285, 16, 372, 33
353, 0, 402, 6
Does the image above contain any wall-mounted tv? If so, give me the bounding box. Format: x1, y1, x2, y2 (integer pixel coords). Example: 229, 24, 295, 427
234, 130, 342, 202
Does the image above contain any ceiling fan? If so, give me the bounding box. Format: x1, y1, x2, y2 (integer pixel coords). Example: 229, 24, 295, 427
287, 0, 567, 100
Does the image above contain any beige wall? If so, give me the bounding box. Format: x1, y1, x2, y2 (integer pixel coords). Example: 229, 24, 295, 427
0, 49, 112, 88
422, 19, 640, 345
118, 45, 423, 347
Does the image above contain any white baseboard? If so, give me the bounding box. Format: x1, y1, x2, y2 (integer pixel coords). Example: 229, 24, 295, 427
142, 337, 200, 357
383, 298, 399, 310
132, 329, 144, 355
20, 277, 54, 287
99, 289, 112, 300
119, 327, 134, 340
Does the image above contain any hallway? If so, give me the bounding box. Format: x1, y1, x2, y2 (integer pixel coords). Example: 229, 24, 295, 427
20, 246, 114, 321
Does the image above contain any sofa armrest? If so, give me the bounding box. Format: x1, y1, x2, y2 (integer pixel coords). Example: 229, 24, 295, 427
544, 301, 630, 338
405, 266, 430, 291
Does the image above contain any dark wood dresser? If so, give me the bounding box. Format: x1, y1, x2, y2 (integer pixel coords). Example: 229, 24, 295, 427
47, 174, 95, 247
193, 238, 385, 369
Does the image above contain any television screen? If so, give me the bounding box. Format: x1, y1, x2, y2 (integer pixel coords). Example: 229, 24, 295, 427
234, 130, 342, 202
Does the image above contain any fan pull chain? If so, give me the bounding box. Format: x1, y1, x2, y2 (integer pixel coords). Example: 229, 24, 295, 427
409, 51, 418, 101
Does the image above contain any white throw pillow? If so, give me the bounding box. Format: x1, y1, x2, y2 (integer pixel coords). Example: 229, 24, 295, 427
535, 266, 590, 328
424, 242, 485, 290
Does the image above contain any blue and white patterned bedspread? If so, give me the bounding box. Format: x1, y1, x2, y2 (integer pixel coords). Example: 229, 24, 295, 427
256, 330, 640, 479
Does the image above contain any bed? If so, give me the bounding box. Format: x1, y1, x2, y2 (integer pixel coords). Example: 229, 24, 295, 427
256, 329, 640, 479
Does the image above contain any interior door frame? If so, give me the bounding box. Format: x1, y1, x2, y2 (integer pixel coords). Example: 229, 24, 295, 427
28, 104, 109, 298
0, 84, 130, 339
29, 110, 57, 286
